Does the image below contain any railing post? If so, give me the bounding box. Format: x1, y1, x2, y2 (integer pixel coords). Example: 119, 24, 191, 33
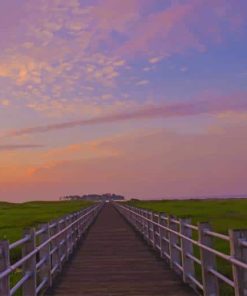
54, 221, 62, 273
22, 228, 36, 296
162, 214, 171, 262
137, 208, 141, 231
74, 213, 79, 244
198, 222, 219, 296
57, 221, 63, 272
133, 208, 137, 229
168, 216, 181, 274
0, 240, 10, 296
138, 209, 142, 232
65, 216, 70, 260
68, 215, 73, 254
229, 229, 247, 296
70, 215, 74, 250
134, 208, 137, 229
84, 208, 89, 229
77, 211, 81, 240
82, 211, 86, 235
158, 213, 165, 258
144, 210, 149, 240
61, 217, 67, 265
143, 210, 147, 238
133, 208, 137, 227
141, 210, 145, 236
130, 207, 134, 225
147, 211, 152, 244
153, 213, 159, 250
150, 212, 155, 248
72, 213, 77, 248
180, 218, 195, 287
50, 221, 59, 276
78, 211, 82, 238
39, 223, 52, 289
77, 212, 81, 240
78, 212, 82, 239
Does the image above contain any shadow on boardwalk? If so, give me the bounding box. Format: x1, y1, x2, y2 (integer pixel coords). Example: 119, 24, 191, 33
46, 204, 195, 296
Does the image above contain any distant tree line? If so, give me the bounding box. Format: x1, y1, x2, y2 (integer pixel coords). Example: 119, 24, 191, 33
60, 193, 125, 201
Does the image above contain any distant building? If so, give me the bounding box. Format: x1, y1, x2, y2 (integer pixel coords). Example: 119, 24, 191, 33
60, 193, 125, 202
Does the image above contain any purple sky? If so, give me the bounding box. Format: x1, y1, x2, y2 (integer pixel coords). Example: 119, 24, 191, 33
0, 0, 247, 201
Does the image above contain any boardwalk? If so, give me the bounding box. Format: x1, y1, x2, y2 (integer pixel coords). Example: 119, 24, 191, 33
46, 204, 195, 296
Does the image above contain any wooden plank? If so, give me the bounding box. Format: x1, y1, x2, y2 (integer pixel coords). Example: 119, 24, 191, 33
46, 204, 195, 296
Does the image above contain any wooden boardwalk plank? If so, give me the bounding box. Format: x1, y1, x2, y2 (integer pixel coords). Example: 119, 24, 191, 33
46, 204, 195, 296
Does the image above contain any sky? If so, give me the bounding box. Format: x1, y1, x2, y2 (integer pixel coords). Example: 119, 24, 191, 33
0, 0, 247, 202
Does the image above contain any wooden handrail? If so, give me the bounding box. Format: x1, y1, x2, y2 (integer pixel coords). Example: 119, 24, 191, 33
0, 203, 103, 295
115, 203, 247, 296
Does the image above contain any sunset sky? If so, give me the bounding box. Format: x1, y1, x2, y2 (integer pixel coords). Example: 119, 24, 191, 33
0, 0, 247, 202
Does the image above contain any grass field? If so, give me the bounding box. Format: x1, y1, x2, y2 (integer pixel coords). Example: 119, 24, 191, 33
0, 200, 93, 259
127, 198, 247, 233
127, 198, 247, 295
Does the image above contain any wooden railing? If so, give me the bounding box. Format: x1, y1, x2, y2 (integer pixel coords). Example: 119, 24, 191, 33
115, 203, 247, 296
0, 203, 103, 296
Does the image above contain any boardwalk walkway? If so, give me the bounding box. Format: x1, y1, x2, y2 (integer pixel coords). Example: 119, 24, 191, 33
46, 204, 195, 296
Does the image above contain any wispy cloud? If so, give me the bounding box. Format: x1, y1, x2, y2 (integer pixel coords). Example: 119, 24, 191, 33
0, 144, 44, 151
118, 0, 246, 56
3, 92, 247, 138
136, 80, 149, 86
148, 57, 163, 64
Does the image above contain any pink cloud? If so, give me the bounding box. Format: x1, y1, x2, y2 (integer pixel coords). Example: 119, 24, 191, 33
117, 0, 246, 56
119, 1, 200, 56
2, 92, 247, 138
0, 144, 44, 151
